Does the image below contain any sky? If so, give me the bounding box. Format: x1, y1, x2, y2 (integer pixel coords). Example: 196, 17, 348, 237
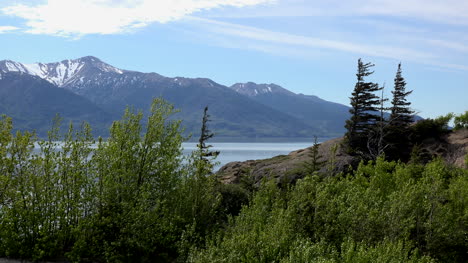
0, 0, 467, 119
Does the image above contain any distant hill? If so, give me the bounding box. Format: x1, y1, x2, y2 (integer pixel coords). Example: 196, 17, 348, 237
0, 56, 352, 139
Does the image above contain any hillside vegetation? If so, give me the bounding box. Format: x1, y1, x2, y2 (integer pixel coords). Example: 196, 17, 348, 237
0, 99, 467, 262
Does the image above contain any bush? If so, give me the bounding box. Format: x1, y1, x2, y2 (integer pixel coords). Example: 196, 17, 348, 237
0, 99, 222, 262
192, 158, 468, 262
2, 104, 467, 262
410, 113, 453, 143
454, 111, 468, 130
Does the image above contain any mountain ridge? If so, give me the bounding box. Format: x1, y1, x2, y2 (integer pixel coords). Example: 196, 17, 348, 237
0, 56, 125, 87
230, 82, 350, 136
0, 56, 351, 138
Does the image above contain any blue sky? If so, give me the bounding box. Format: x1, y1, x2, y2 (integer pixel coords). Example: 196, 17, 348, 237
0, 0, 467, 119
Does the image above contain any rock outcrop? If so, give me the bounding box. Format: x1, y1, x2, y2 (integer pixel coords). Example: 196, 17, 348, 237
218, 130, 468, 185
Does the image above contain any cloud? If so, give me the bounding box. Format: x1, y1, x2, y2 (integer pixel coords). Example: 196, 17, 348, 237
181, 17, 468, 72
0, 25, 19, 33
188, 17, 435, 62
204, 0, 468, 25
428, 39, 468, 54
1, 0, 274, 37
355, 0, 468, 26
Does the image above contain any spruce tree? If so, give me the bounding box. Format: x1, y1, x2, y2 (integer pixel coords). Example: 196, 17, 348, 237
344, 59, 382, 155
389, 63, 414, 126
387, 63, 414, 160
196, 106, 219, 176
303, 136, 325, 175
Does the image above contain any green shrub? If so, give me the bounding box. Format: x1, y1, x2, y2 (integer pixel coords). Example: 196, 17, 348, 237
454, 111, 468, 130
1, 104, 468, 262
410, 113, 453, 142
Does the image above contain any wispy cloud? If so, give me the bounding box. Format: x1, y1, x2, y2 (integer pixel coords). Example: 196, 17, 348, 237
0, 25, 18, 33
205, 0, 468, 26
188, 17, 435, 62
1, 0, 274, 37
180, 17, 468, 72
355, 0, 468, 26
428, 39, 468, 54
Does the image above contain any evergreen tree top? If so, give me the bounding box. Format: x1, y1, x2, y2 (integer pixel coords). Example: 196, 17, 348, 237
390, 63, 414, 124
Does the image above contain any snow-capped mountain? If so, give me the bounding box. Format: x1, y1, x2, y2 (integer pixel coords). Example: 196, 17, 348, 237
0, 56, 123, 87
230, 82, 294, 97
0, 56, 352, 138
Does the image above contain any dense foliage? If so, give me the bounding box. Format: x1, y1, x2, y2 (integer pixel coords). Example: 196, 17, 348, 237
0, 99, 223, 262
192, 158, 468, 263
410, 114, 453, 144
0, 99, 467, 262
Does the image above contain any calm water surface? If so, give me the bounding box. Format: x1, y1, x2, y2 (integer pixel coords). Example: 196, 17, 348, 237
32, 142, 314, 170
182, 142, 313, 169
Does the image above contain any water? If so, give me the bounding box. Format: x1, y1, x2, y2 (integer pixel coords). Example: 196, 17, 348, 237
30, 142, 314, 170
182, 142, 312, 169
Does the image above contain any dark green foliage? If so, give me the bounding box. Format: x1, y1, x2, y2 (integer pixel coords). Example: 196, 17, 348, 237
303, 136, 325, 175
410, 114, 453, 143
196, 106, 220, 176
344, 59, 383, 156
389, 63, 414, 126
386, 63, 414, 161
216, 183, 251, 218
454, 111, 468, 130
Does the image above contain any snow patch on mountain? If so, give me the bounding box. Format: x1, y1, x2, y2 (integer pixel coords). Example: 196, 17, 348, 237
0, 56, 123, 87
230, 82, 294, 97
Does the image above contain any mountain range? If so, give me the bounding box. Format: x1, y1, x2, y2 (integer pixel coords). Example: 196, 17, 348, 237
0, 56, 350, 139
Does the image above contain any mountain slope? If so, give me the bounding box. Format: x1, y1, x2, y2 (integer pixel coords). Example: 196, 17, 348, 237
0, 72, 113, 136
0, 57, 321, 138
230, 82, 350, 136
63, 72, 316, 138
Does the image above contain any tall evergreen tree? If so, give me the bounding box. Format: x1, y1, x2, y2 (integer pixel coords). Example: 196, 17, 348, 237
303, 136, 325, 175
389, 63, 414, 126
344, 59, 382, 155
387, 63, 414, 160
196, 106, 219, 176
